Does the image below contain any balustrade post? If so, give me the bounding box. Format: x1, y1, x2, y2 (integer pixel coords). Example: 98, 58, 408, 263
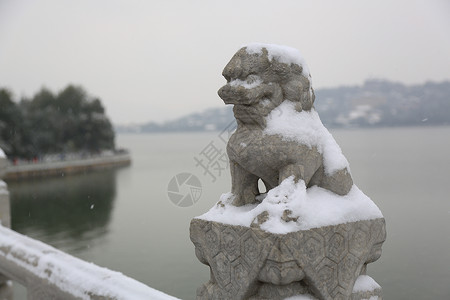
190, 44, 386, 300
0, 151, 13, 299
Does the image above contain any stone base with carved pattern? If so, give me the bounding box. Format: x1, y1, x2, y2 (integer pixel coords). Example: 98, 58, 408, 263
190, 218, 386, 300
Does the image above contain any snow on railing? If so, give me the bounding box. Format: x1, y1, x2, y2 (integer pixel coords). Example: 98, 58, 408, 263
0, 224, 179, 300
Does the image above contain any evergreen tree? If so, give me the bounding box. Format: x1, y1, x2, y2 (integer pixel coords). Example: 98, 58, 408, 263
0, 85, 115, 159
0, 88, 28, 158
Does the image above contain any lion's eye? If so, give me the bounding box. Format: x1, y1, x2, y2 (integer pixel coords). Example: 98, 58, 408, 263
229, 75, 262, 89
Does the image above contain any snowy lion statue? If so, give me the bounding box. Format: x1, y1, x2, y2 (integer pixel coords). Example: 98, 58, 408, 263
218, 43, 353, 206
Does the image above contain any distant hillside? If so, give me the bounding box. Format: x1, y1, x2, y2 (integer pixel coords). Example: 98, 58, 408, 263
314, 79, 450, 128
116, 106, 234, 133
115, 80, 450, 133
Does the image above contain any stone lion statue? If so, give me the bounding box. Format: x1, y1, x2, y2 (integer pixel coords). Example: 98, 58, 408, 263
218, 44, 353, 206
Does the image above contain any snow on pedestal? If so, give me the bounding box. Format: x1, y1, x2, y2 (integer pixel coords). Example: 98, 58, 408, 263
190, 44, 386, 300
199, 178, 382, 234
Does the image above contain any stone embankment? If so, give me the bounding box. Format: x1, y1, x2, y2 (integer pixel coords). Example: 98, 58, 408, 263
3, 152, 131, 180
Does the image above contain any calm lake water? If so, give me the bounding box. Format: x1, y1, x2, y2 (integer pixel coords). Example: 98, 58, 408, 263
7, 127, 450, 300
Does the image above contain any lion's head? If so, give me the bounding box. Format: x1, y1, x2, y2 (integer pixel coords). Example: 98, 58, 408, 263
218, 43, 315, 128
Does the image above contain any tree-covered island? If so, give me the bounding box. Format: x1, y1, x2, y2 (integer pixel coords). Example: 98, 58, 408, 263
0, 85, 115, 161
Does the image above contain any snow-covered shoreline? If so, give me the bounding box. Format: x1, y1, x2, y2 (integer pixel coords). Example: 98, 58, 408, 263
3, 152, 131, 180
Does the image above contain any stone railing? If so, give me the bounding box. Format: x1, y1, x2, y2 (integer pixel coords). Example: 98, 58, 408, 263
0, 222, 179, 300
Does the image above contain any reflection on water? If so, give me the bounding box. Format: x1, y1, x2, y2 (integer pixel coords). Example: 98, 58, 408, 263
8, 170, 117, 253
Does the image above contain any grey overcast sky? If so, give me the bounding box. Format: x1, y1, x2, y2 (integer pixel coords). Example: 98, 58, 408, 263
1, 0, 449, 124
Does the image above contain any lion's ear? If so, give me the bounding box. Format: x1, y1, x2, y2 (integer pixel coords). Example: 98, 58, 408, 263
282, 79, 303, 102
291, 64, 304, 76
301, 90, 316, 111
270, 62, 290, 78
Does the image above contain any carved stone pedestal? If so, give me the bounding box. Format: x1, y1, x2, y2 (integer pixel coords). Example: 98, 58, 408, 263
190, 218, 386, 300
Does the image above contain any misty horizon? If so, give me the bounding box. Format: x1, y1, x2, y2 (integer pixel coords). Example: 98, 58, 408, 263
1, 0, 449, 124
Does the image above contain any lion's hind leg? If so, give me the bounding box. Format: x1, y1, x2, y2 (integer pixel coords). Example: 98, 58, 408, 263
320, 168, 353, 196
